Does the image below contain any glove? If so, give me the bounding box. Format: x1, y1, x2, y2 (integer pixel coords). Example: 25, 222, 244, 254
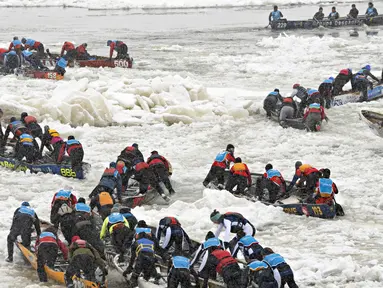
123, 266, 133, 276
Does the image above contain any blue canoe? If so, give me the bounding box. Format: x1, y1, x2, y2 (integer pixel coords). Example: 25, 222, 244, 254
0, 155, 90, 179
278, 202, 336, 219
331, 85, 383, 107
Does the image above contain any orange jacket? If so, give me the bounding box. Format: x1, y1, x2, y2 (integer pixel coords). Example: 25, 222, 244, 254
230, 163, 251, 185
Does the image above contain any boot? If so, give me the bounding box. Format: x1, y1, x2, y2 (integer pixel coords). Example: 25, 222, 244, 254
5, 256, 13, 263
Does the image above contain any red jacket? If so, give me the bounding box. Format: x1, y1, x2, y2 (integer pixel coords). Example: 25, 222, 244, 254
135, 162, 149, 172
230, 163, 251, 185
76, 44, 87, 54
60, 42, 75, 56
25, 41, 41, 50
36, 234, 68, 260
303, 105, 326, 120
314, 179, 338, 205
109, 41, 124, 58
0, 48, 8, 54
212, 152, 235, 169
8, 42, 22, 51
147, 154, 169, 170
296, 164, 318, 178
50, 192, 78, 208
23, 115, 37, 125
263, 171, 285, 187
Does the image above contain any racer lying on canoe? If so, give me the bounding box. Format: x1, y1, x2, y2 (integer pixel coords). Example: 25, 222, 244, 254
255, 164, 286, 203
107, 40, 129, 60
75, 43, 92, 60
21, 50, 48, 71
307, 168, 339, 205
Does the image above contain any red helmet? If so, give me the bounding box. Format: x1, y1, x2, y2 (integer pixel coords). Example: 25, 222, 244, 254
293, 84, 300, 89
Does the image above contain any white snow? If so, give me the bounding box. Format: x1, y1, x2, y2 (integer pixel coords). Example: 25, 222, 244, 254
0, 72, 253, 127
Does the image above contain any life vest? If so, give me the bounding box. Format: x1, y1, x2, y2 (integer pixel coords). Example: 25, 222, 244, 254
163, 217, 181, 227
48, 129, 60, 138
63, 42, 75, 51
263, 253, 286, 268
23, 115, 37, 125
215, 151, 228, 162
135, 227, 152, 237
102, 168, 119, 178
12, 39, 22, 49
283, 97, 293, 103
268, 91, 279, 97
239, 235, 259, 247
308, 89, 320, 97
20, 133, 34, 146
66, 139, 82, 155
367, 7, 376, 16
22, 50, 33, 58
38, 232, 57, 246
134, 162, 149, 172
271, 10, 282, 21
74, 239, 88, 248
308, 103, 321, 113
75, 203, 91, 213
108, 213, 124, 224
18, 206, 35, 217
55, 190, 72, 201
116, 160, 127, 174
248, 260, 269, 271
323, 79, 333, 84
318, 178, 333, 197
57, 57, 68, 69
76, 45, 87, 54
339, 69, 350, 76
212, 250, 237, 274
203, 237, 221, 249
297, 164, 318, 176
10, 120, 26, 136
25, 39, 36, 48
6, 51, 17, 56
136, 238, 154, 255
231, 163, 248, 176
266, 169, 281, 179
172, 256, 190, 269
99, 192, 113, 206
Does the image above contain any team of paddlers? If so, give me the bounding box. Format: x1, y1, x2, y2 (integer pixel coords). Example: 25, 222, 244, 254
263, 65, 383, 131
0, 36, 130, 76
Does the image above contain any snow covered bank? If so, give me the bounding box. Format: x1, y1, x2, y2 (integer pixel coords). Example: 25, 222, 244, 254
0, 0, 370, 9
0, 71, 256, 127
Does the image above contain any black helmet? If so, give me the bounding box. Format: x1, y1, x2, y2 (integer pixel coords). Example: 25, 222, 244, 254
151, 150, 158, 155
21, 38, 26, 44
295, 161, 302, 169
68, 135, 75, 140
235, 157, 242, 163
13, 36, 18, 40
137, 220, 147, 228
78, 197, 86, 203
274, 88, 280, 93
322, 168, 331, 178
265, 163, 273, 171
10, 117, 16, 122
83, 43, 87, 47
262, 247, 274, 256
226, 144, 235, 151
44, 125, 50, 133
205, 231, 215, 240
132, 143, 138, 148
21, 112, 28, 119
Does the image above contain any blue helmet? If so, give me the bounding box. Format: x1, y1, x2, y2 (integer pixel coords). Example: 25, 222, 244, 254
348, 68, 352, 73
21, 201, 30, 206
329, 77, 334, 81
107, 40, 112, 46
364, 65, 371, 71
109, 162, 116, 168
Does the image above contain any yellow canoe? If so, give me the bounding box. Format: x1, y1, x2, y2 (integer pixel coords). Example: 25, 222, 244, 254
16, 242, 106, 288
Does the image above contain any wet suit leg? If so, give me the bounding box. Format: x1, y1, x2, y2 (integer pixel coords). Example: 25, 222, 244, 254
305, 113, 322, 132
225, 174, 237, 193
111, 226, 132, 261
305, 172, 319, 195
69, 149, 84, 171
65, 254, 96, 286
222, 264, 243, 288
116, 44, 128, 59
131, 252, 157, 286
60, 215, 75, 243
78, 226, 105, 256
263, 96, 277, 117
278, 263, 298, 288
168, 268, 191, 288
37, 243, 58, 282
